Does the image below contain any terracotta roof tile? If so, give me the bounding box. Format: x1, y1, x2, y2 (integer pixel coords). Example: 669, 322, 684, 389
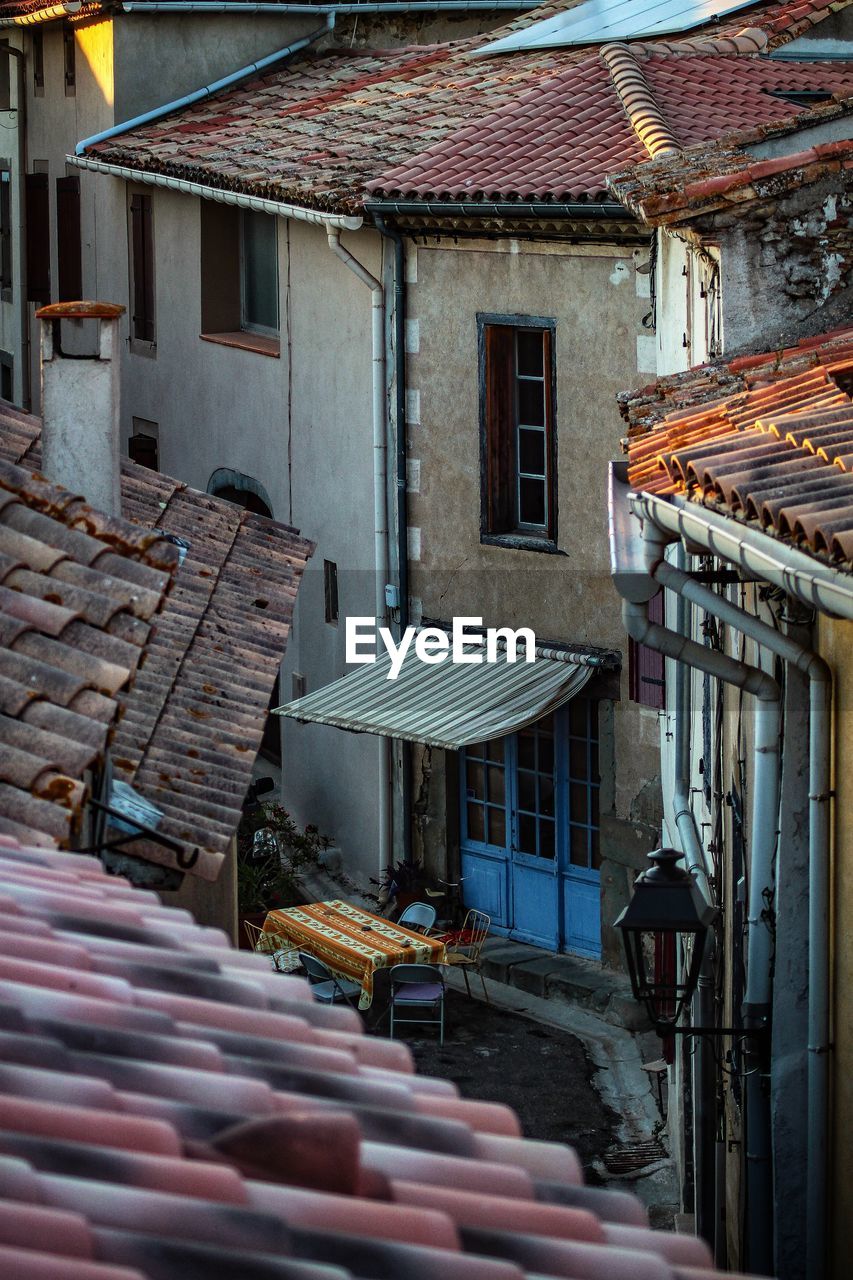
624, 327, 853, 569
78, 3, 853, 213
2, 407, 313, 881
608, 98, 853, 224
0, 451, 179, 854
0, 835, 765, 1280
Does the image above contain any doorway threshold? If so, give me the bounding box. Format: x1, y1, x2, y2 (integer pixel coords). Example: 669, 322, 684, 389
479, 937, 649, 1032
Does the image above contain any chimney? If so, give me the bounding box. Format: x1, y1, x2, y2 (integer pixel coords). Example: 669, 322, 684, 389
36, 301, 125, 517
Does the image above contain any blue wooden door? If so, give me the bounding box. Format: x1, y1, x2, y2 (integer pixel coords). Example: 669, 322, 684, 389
459, 702, 601, 957
510, 716, 559, 949
561, 698, 601, 957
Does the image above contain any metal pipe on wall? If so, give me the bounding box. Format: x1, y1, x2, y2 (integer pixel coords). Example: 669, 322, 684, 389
326, 229, 391, 877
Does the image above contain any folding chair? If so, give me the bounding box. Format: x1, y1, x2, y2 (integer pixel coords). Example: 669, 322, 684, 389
442, 909, 491, 1002
243, 919, 300, 973
397, 902, 437, 933
298, 951, 362, 1007
389, 963, 445, 1046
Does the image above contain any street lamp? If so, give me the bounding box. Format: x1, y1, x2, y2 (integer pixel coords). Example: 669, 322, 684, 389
615, 847, 717, 1033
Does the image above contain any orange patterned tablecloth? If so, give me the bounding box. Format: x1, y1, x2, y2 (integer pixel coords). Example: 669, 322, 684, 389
262, 899, 445, 1009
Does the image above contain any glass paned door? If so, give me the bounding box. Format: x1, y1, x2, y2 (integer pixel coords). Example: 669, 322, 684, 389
460, 701, 602, 956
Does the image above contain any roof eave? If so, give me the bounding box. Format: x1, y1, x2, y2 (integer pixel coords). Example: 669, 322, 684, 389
70, 153, 364, 231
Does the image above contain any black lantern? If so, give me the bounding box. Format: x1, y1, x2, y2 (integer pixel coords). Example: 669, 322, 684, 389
615, 847, 717, 1033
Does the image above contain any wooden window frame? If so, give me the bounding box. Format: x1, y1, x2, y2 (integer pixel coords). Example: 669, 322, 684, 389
628, 588, 666, 709
200, 203, 280, 357
478, 313, 558, 552
129, 191, 155, 353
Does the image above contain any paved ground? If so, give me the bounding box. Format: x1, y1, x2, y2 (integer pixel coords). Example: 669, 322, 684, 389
366, 966, 678, 1227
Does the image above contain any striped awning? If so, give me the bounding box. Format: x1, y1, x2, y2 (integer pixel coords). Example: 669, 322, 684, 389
274, 643, 598, 750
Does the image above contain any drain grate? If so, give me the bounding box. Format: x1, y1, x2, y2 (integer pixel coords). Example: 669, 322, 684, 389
602, 1138, 668, 1175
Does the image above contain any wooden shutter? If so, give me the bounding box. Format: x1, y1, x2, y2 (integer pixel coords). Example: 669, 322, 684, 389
56, 176, 82, 302
483, 324, 515, 534
130, 194, 154, 342
542, 326, 555, 540
628, 589, 666, 708
0, 174, 11, 291
25, 172, 50, 304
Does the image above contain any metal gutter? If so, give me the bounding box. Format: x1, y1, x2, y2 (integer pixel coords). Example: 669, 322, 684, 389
74, 16, 333, 157
630, 488, 853, 622
122, 1, 540, 10
364, 199, 630, 221
69, 156, 362, 230
0, 2, 82, 26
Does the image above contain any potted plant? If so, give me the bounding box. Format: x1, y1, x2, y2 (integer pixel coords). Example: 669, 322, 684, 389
237, 801, 331, 947
371, 859, 434, 915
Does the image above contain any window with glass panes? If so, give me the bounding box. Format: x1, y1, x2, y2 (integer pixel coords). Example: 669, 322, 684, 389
567, 697, 600, 871
462, 702, 599, 864
480, 316, 555, 543
240, 210, 279, 336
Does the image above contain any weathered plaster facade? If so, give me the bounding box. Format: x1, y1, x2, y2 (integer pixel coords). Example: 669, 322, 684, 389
405, 235, 664, 962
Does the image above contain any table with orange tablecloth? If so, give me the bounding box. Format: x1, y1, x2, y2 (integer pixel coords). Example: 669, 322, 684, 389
262, 899, 445, 1009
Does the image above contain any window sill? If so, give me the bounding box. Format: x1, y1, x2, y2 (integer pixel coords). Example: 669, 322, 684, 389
200, 330, 280, 358
481, 532, 564, 556
129, 338, 156, 359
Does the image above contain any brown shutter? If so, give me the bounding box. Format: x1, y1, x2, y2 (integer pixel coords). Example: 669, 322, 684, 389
25, 172, 50, 304
628, 589, 666, 708
130, 194, 154, 342
56, 176, 82, 302
484, 324, 515, 533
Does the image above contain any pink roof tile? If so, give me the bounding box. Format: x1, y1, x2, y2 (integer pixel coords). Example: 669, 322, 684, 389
0, 834, 762, 1280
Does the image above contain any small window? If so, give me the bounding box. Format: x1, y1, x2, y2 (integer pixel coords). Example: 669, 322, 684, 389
628, 589, 665, 710
324, 560, 338, 626
0, 170, 11, 295
33, 30, 45, 94
63, 23, 75, 95
129, 192, 155, 346
480, 317, 556, 546
200, 202, 279, 355
240, 210, 279, 335
56, 175, 82, 302
128, 419, 159, 470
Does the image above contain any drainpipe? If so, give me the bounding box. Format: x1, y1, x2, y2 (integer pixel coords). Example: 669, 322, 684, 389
74, 15, 335, 157
618, 507, 780, 1274
326, 228, 390, 877
654, 556, 832, 1278
669, 543, 717, 1251
372, 212, 413, 864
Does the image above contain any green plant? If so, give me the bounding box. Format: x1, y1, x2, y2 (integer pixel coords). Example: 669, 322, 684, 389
237, 802, 331, 915
371, 859, 433, 900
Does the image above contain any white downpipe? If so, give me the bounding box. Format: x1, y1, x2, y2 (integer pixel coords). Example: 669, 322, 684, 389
326, 229, 390, 877
655, 555, 832, 1275
74, 17, 335, 157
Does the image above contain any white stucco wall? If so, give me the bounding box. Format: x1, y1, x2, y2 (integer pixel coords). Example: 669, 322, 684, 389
92, 180, 384, 883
